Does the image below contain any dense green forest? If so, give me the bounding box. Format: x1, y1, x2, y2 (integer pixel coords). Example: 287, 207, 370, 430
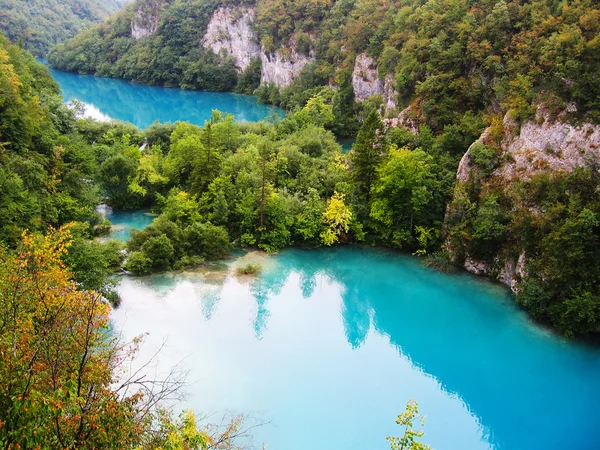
49, 0, 600, 130
6, 3, 600, 338
0, 34, 436, 449
0, 0, 127, 56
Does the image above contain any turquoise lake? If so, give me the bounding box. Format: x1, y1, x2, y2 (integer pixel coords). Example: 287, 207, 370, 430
111, 245, 600, 450
60, 58, 600, 448
48, 68, 283, 128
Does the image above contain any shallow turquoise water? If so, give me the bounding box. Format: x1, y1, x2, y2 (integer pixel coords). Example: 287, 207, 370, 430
338, 138, 356, 154
48, 68, 284, 128
103, 209, 155, 241
111, 245, 600, 450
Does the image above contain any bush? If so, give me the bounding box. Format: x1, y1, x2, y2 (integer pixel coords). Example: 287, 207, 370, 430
125, 251, 153, 275
141, 234, 175, 272
236, 263, 262, 276
469, 143, 499, 177
424, 251, 454, 273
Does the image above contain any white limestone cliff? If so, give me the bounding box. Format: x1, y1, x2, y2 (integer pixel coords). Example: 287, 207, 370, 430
448, 108, 600, 291
202, 7, 261, 72
201, 6, 315, 88
130, 1, 165, 40
260, 49, 314, 88
351, 53, 399, 112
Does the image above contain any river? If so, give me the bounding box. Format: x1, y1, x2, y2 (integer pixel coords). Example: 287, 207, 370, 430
59, 71, 600, 450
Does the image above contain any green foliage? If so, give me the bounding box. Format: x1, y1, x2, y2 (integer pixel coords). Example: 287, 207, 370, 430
0, 36, 105, 245
387, 399, 431, 450
236, 57, 262, 94
62, 223, 125, 304
236, 263, 261, 276
0, 0, 125, 56
350, 109, 388, 216
469, 143, 499, 177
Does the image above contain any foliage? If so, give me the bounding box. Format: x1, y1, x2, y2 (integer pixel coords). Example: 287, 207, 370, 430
387, 399, 431, 450
0, 0, 126, 56
236, 263, 261, 276
0, 226, 146, 448
370, 147, 441, 251
321, 192, 353, 246
61, 222, 125, 304
0, 36, 102, 245
350, 109, 388, 220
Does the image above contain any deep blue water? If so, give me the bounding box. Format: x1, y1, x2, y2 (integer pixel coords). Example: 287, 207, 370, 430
109, 213, 600, 450
48, 68, 284, 128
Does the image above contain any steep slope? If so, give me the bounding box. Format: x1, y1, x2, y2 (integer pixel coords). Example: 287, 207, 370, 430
0, 0, 128, 56
46, 0, 600, 336
48, 0, 600, 126
445, 108, 600, 335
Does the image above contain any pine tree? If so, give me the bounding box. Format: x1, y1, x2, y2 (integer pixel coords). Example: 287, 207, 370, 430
350, 109, 388, 208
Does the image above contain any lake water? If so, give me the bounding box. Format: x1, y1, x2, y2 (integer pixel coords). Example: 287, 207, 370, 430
107, 215, 600, 450
97, 205, 155, 241
48, 68, 283, 128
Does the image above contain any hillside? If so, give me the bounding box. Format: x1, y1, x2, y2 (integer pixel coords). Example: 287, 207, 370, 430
45, 0, 600, 336
0, 0, 128, 56
48, 0, 600, 132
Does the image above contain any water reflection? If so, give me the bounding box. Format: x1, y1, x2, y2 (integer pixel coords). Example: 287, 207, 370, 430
113, 247, 600, 450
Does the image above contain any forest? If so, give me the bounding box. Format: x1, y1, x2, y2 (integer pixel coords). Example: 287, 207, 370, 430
1, 0, 600, 447
0, 33, 437, 450
0, 0, 127, 56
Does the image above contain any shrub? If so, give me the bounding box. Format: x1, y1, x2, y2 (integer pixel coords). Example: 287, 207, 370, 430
125, 251, 153, 275
236, 263, 262, 276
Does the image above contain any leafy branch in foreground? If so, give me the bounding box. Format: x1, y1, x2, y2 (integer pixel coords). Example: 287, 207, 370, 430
0, 225, 266, 449
387, 399, 431, 450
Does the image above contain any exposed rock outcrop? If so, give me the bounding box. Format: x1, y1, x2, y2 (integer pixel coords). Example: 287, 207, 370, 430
131, 1, 164, 40
383, 105, 420, 135
201, 6, 315, 88
352, 53, 399, 112
202, 7, 260, 72
352, 54, 383, 103
260, 48, 314, 88
496, 110, 600, 183
446, 109, 600, 292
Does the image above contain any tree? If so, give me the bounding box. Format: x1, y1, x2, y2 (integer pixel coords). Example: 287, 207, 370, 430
370, 147, 439, 249
0, 227, 146, 448
321, 192, 352, 246
350, 109, 388, 210
294, 188, 325, 245
387, 399, 431, 450
99, 153, 139, 208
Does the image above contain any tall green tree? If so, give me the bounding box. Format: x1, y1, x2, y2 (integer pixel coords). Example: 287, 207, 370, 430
370, 146, 439, 250
350, 109, 388, 211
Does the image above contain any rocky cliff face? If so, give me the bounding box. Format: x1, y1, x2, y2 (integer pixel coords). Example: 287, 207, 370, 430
201, 6, 315, 88
130, 0, 167, 40
351, 53, 398, 112
448, 109, 600, 291
202, 7, 260, 72
260, 48, 314, 88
